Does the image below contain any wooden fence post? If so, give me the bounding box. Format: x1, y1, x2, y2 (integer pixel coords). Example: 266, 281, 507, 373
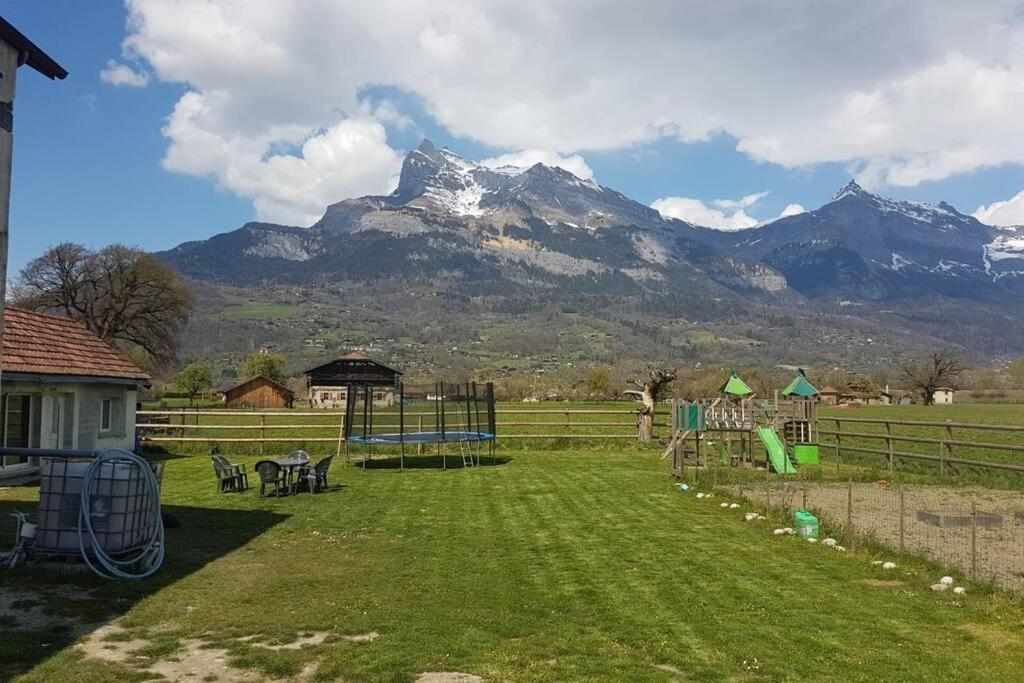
886, 421, 893, 472
260, 414, 266, 456
834, 420, 841, 475
944, 421, 954, 477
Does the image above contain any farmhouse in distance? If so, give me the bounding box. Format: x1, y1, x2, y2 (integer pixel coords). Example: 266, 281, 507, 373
305, 352, 402, 408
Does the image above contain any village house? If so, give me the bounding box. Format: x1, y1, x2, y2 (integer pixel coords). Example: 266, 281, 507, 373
220, 375, 294, 409
818, 386, 839, 405
0, 308, 150, 480
304, 353, 402, 408
932, 387, 955, 405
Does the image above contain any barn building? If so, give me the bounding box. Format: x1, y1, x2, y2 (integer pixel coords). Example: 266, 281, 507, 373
221, 375, 294, 409
0, 308, 150, 480
304, 353, 402, 408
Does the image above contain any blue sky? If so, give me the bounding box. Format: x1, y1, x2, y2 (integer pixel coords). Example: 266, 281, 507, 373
6, 2, 1024, 273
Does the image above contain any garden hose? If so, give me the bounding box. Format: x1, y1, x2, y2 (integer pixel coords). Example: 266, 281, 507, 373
78, 449, 165, 580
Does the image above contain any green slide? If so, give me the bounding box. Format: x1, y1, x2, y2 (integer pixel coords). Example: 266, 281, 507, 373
756, 426, 797, 474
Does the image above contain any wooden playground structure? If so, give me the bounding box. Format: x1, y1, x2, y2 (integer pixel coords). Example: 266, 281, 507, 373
665, 370, 820, 476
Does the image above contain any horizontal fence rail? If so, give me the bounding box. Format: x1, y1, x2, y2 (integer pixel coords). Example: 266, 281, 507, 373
136, 407, 641, 450
818, 416, 1024, 477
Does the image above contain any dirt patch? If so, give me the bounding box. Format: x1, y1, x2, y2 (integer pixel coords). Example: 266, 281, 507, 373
0, 587, 97, 633
858, 579, 906, 588
958, 623, 1024, 650
416, 673, 484, 683
343, 631, 379, 642
79, 621, 319, 682
255, 632, 331, 650
653, 662, 684, 675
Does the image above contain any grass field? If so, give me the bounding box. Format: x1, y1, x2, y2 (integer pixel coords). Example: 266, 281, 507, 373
2, 447, 1024, 681
215, 298, 302, 321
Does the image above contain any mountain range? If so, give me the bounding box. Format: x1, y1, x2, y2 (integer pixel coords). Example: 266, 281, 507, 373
161, 140, 1024, 372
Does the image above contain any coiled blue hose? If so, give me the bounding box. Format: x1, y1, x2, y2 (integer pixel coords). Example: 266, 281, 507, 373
77, 449, 164, 580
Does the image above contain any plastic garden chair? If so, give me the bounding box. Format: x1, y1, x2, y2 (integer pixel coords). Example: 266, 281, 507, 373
215, 455, 248, 491
298, 456, 333, 493
254, 460, 288, 497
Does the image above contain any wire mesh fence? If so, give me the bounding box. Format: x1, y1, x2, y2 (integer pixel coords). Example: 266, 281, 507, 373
680, 463, 1024, 593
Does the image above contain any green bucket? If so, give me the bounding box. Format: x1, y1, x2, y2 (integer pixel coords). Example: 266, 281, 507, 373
794, 509, 819, 540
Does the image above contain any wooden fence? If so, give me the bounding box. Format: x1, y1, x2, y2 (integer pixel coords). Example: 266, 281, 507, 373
137, 407, 640, 451
818, 416, 1024, 474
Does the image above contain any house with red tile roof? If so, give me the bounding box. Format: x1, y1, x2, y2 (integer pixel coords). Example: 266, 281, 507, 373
0, 307, 150, 479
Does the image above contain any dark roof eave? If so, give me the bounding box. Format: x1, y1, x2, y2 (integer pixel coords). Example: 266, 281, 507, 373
2, 370, 150, 387
0, 17, 68, 80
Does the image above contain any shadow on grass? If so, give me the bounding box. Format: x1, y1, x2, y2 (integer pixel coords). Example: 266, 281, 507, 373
0, 500, 289, 680
353, 453, 512, 470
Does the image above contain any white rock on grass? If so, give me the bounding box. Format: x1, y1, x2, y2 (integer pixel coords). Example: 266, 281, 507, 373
871, 561, 884, 566
931, 583, 949, 592
783, 528, 795, 535
821, 538, 837, 547
773, 528, 787, 535
882, 562, 897, 570
756, 515, 765, 521
729, 503, 741, 509
807, 537, 817, 543
696, 492, 705, 499
720, 503, 729, 508
834, 546, 846, 552
939, 576, 954, 585
953, 586, 966, 595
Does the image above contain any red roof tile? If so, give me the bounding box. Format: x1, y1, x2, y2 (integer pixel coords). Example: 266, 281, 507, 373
2, 307, 150, 381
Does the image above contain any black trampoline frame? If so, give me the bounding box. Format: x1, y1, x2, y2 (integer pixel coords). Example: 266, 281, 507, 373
343, 380, 497, 470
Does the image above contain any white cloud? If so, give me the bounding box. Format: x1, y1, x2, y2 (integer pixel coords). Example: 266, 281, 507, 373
710, 192, 768, 211
118, 1, 1024, 222
162, 92, 403, 225
973, 190, 1024, 227
99, 60, 149, 87
480, 150, 594, 180
652, 192, 806, 229
778, 203, 806, 219
652, 196, 760, 230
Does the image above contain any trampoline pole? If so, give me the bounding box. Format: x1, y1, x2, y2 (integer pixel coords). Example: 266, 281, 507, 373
473, 382, 481, 466
440, 381, 446, 440
362, 384, 370, 470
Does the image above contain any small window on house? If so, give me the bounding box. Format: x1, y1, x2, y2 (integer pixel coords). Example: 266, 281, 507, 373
100, 398, 113, 433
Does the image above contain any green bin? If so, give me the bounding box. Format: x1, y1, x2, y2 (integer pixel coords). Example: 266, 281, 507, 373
793, 443, 819, 465
794, 509, 819, 540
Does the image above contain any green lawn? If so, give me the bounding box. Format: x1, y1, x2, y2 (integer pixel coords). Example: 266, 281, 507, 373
2, 448, 1024, 681
215, 300, 301, 321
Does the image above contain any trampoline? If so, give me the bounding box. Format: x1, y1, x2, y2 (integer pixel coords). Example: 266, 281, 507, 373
344, 381, 497, 470
347, 431, 495, 445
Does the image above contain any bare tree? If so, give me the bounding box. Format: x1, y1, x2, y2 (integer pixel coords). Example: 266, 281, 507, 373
15, 243, 192, 370
901, 350, 964, 405
628, 366, 678, 442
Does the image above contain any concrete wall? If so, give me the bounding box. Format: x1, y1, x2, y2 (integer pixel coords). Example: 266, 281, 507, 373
0, 380, 139, 478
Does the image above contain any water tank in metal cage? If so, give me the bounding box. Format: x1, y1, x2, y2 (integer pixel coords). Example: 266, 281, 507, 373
36, 457, 158, 554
